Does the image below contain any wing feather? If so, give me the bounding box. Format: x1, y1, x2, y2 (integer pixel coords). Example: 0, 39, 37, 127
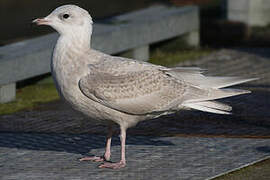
79, 67, 187, 115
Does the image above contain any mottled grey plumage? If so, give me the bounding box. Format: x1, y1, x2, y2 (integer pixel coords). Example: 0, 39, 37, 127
33, 4, 256, 169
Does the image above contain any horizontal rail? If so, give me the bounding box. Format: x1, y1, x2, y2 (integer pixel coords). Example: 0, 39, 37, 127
0, 5, 199, 86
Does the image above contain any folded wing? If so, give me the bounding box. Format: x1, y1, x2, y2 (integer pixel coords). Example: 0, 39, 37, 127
79, 57, 255, 115
79, 66, 187, 115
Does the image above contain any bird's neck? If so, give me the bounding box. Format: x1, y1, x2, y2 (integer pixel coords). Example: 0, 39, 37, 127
53, 22, 93, 61
53, 31, 91, 60
61, 30, 91, 49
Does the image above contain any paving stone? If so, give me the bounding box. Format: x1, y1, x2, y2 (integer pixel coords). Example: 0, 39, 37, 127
0, 133, 270, 180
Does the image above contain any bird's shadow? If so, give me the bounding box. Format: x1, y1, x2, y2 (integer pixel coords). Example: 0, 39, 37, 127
0, 132, 174, 155
256, 146, 270, 153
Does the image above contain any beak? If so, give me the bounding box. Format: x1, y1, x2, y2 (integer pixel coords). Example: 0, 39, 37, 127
32, 18, 50, 25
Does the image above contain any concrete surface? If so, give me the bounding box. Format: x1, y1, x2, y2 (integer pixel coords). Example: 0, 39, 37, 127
0, 134, 270, 180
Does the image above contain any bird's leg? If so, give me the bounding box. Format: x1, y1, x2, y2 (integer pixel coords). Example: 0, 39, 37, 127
99, 126, 126, 169
79, 125, 113, 162
103, 125, 113, 161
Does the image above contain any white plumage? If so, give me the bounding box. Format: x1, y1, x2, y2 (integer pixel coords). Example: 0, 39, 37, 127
33, 4, 256, 169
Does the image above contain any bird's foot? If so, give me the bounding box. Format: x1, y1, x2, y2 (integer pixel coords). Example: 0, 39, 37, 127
99, 160, 126, 169
79, 156, 106, 162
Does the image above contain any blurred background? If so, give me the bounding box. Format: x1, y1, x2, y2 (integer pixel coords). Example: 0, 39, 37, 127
0, 0, 156, 45
1, 0, 270, 47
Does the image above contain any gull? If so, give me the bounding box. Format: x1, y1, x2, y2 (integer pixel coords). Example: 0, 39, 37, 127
33, 5, 256, 169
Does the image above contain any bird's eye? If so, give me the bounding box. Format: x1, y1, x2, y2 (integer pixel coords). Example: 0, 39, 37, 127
63, 14, 70, 19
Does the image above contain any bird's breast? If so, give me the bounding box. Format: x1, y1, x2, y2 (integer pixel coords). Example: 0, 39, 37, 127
51, 48, 86, 105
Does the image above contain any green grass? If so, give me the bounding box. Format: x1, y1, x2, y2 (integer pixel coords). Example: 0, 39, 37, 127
150, 48, 212, 66
0, 82, 59, 115
213, 158, 270, 180
150, 37, 213, 66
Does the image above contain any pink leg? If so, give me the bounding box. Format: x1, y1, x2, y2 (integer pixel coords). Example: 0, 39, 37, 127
99, 126, 126, 169
79, 126, 113, 162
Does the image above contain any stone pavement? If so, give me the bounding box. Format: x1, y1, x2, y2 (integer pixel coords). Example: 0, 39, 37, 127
0, 133, 270, 180
0, 48, 270, 179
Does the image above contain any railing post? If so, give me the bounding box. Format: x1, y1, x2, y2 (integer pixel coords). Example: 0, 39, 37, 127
185, 30, 200, 47
121, 45, 149, 61
131, 45, 149, 61
0, 83, 16, 103
226, 0, 270, 26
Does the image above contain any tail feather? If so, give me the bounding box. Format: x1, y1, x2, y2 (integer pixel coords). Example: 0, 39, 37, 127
166, 67, 258, 89
166, 67, 258, 115
183, 101, 231, 115
193, 101, 232, 111
185, 88, 251, 103
198, 77, 258, 89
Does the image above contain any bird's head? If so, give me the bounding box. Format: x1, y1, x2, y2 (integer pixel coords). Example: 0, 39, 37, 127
33, 5, 93, 36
